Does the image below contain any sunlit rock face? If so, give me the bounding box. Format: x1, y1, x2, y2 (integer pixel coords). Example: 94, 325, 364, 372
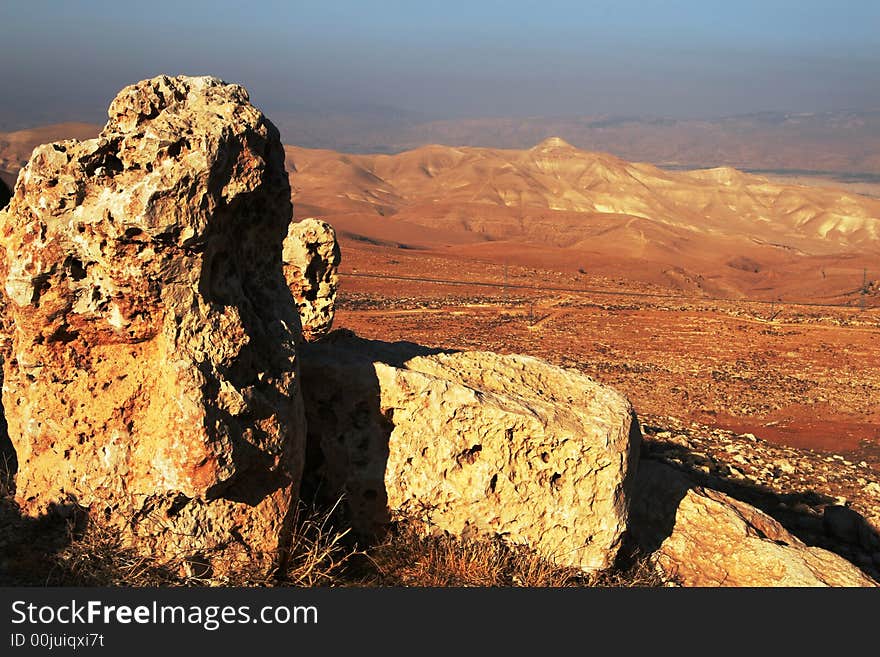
300, 334, 640, 573
283, 218, 340, 342
0, 75, 306, 577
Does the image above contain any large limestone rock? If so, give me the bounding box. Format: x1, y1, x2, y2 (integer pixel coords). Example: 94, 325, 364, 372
283, 218, 340, 341
300, 334, 640, 573
630, 461, 877, 587
0, 75, 305, 576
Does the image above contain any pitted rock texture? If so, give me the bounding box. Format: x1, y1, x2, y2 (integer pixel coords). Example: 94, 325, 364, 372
0, 75, 305, 576
283, 218, 340, 341
300, 333, 640, 573
630, 460, 877, 587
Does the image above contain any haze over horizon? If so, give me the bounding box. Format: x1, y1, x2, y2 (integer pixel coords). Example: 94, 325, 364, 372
2, 0, 879, 140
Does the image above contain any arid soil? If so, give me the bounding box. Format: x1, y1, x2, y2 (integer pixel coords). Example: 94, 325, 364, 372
292, 137, 880, 521
337, 242, 880, 459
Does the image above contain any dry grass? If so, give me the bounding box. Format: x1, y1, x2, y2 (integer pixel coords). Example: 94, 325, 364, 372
279, 498, 360, 586
42, 499, 360, 588
1, 455, 664, 588
590, 551, 671, 587
31, 511, 666, 588
360, 521, 666, 587
48, 517, 186, 586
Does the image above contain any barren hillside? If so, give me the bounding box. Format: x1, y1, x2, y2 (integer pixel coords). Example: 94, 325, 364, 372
286, 138, 880, 303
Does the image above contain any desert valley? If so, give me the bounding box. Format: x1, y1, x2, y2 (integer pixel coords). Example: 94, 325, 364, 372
0, 77, 878, 588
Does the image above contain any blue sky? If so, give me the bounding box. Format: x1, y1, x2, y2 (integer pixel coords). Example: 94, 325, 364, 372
1, 0, 878, 126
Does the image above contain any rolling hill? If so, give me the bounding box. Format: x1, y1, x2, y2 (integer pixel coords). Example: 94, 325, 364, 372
286, 138, 880, 302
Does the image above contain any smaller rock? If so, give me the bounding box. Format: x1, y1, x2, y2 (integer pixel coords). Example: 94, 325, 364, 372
283, 218, 341, 341
775, 459, 796, 475
300, 335, 641, 573
630, 461, 877, 587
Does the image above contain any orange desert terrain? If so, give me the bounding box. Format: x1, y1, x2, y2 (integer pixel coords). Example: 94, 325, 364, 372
277, 138, 880, 470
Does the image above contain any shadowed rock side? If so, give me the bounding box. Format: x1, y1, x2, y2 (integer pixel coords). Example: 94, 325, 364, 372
0, 178, 10, 209
630, 461, 877, 586
0, 75, 305, 577
300, 332, 640, 573
283, 218, 340, 341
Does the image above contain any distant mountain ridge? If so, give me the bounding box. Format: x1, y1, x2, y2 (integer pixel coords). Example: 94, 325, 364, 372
273, 109, 880, 176
285, 138, 880, 302
286, 137, 880, 250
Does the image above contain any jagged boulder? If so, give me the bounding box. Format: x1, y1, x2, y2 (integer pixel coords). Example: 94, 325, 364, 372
283, 218, 340, 341
0, 75, 305, 577
630, 460, 877, 587
300, 333, 640, 573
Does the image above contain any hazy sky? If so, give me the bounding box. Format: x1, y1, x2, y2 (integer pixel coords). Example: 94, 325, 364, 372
2, 0, 879, 127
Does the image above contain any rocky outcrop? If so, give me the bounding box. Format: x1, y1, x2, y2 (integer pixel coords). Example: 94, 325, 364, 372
0, 75, 305, 577
283, 218, 340, 341
300, 333, 640, 573
630, 460, 877, 587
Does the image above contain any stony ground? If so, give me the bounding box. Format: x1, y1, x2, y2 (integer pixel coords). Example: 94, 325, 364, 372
335, 270, 880, 465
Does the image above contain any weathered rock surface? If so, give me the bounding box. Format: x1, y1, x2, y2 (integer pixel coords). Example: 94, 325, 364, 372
300, 333, 640, 572
0, 75, 305, 576
283, 218, 340, 341
630, 460, 877, 587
